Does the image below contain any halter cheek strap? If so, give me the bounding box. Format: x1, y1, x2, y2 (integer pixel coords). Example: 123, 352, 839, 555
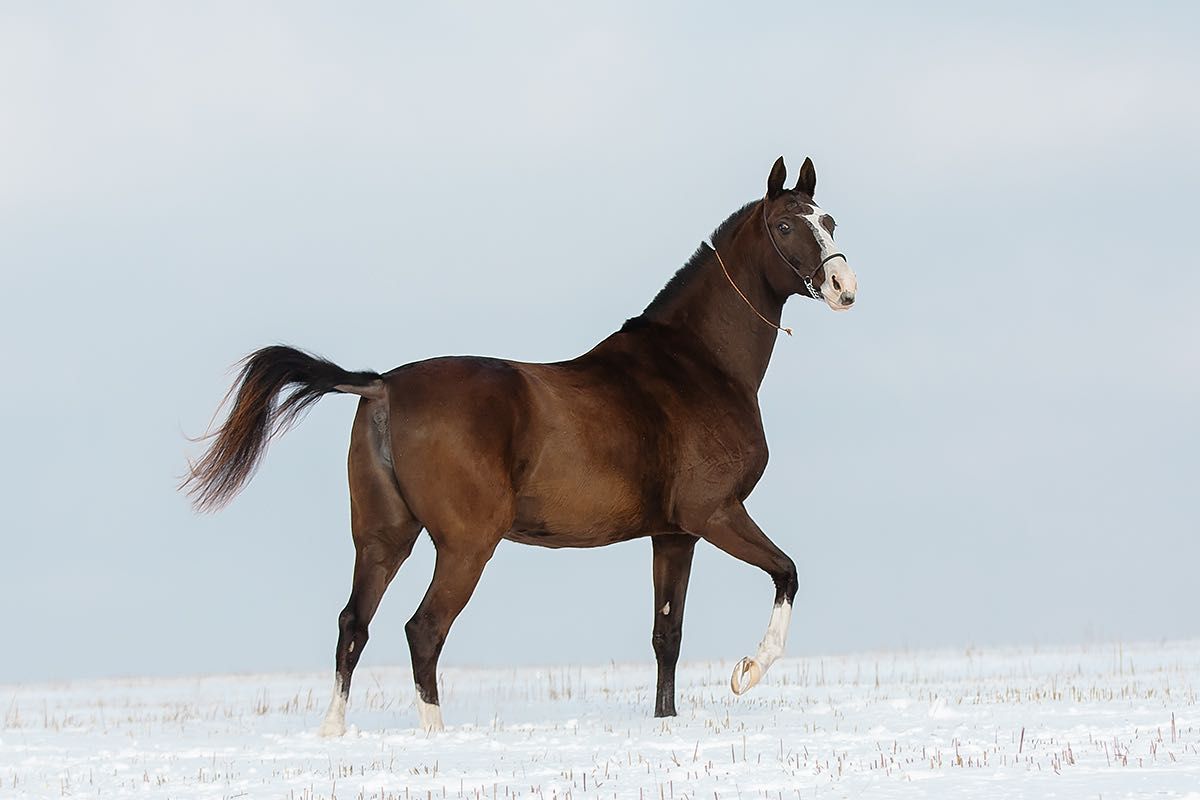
762, 203, 843, 301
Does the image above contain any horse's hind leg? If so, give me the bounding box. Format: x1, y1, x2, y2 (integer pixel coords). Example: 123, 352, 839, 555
318, 519, 419, 736
651, 533, 698, 717
319, 400, 421, 737
404, 532, 502, 732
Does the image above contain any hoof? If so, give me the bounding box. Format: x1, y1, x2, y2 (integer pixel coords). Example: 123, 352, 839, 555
318, 715, 346, 738
730, 657, 762, 696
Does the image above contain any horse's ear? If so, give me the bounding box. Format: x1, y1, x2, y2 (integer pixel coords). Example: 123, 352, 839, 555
766, 156, 787, 199
795, 156, 817, 196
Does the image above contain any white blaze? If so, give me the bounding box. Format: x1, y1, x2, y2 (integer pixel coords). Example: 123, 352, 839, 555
795, 203, 857, 310
796, 204, 838, 260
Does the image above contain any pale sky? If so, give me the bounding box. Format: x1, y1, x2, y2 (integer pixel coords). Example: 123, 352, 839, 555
2, 2, 1197, 684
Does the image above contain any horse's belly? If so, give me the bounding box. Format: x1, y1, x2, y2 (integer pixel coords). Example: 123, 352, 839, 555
503, 527, 643, 548
509, 468, 655, 547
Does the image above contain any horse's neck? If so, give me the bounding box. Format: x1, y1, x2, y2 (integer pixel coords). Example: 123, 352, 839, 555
642, 238, 785, 392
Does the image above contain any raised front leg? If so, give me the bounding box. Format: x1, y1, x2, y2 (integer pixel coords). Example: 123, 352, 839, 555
650, 533, 698, 717
694, 501, 797, 696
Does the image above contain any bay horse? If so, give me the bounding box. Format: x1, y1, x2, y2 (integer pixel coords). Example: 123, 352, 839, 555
183, 156, 859, 734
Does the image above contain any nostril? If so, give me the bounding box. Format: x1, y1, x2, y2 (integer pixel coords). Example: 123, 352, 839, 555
832, 276, 841, 291
840, 292, 855, 306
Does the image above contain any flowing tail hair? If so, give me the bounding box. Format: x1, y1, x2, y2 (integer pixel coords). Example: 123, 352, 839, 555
181, 345, 383, 513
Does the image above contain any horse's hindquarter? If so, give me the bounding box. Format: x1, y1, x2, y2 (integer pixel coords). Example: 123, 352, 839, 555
382, 357, 526, 536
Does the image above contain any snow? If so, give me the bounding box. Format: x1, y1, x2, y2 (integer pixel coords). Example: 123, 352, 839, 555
3, 640, 1199, 798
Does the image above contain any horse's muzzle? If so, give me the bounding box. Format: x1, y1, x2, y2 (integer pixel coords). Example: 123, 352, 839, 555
821, 258, 858, 311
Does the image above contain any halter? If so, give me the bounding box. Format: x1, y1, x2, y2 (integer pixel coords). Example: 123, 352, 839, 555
761, 202, 845, 301
710, 197, 846, 337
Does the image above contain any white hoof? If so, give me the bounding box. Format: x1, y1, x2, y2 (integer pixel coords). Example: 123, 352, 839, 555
731, 600, 793, 696
731, 657, 762, 695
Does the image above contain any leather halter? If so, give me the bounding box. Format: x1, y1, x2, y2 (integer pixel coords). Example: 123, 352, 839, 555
711, 197, 848, 338
762, 201, 845, 301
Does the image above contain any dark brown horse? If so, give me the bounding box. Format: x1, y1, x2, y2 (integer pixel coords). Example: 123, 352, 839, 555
183, 156, 858, 734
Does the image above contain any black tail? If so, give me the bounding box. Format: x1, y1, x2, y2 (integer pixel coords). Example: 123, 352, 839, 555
182, 345, 383, 512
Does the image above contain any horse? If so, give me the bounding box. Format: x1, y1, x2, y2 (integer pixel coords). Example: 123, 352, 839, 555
182, 156, 859, 734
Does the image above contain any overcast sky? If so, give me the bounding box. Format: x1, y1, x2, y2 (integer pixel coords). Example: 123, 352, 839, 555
2, 3, 1197, 685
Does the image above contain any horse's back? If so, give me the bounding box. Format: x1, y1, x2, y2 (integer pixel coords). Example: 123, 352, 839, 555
377, 351, 673, 542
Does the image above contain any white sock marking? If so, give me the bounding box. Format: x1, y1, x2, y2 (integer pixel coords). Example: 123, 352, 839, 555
753, 600, 793, 674
318, 676, 347, 737
416, 695, 444, 732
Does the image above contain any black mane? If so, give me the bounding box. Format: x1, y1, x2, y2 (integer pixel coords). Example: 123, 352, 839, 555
622, 200, 760, 330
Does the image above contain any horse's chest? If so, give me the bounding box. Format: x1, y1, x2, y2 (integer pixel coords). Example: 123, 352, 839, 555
674, 410, 767, 494
689, 431, 763, 477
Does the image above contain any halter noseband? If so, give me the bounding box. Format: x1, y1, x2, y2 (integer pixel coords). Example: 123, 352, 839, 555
761, 201, 845, 301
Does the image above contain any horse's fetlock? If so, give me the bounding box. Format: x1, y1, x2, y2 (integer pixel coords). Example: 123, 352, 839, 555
771, 557, 798, 602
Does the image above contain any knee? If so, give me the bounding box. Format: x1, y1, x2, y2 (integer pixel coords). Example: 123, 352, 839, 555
651, 628, 682, 658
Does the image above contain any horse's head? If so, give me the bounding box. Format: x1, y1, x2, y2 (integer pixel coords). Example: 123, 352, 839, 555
759, 156, 858, 312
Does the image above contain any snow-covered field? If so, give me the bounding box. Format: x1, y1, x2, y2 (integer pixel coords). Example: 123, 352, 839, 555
3, 641, 1199, 799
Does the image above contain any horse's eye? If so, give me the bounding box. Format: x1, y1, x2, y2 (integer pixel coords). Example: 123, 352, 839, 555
777, 222, 791, 235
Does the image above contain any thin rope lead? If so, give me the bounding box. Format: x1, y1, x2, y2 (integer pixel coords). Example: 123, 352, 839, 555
712, 246, 792, 337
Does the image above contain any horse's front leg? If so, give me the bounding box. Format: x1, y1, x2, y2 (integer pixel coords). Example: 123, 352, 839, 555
694, 501, 798, 695
650, 533, 699, 716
